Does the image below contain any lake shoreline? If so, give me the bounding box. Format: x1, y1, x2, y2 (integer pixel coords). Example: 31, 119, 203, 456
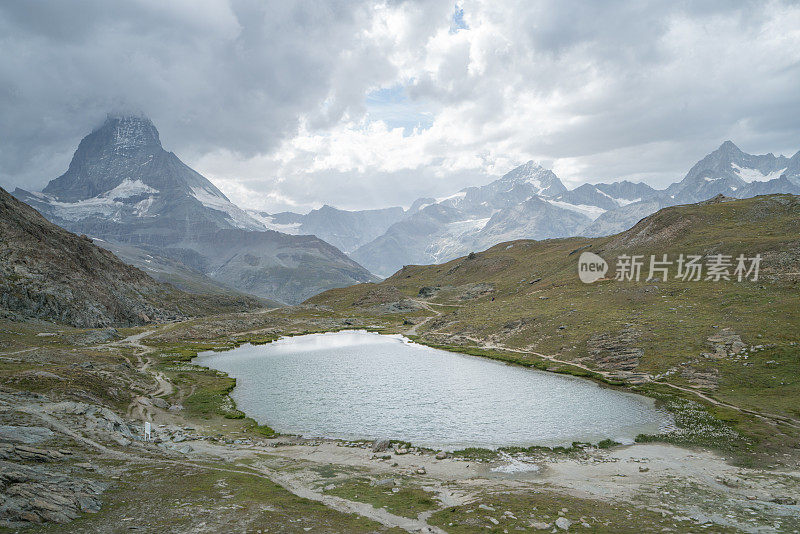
193, 330, 672, 451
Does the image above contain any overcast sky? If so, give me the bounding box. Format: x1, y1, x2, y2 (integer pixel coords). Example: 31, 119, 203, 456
1, 0, 799, 213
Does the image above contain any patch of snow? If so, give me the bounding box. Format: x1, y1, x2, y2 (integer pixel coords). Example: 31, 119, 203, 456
46, 179, 158, 221
427, 217, 490, 263
246, 211, 302, 234
414, 202, 433, 212
105, 179, 157, 200
547, 200, 606, 220
593, 187, 615, 200
133, 196, 156, 217
614, 197, 640, 207
191, 187, 265, 231
731, 163, 787, 183
436, 190, 467, 205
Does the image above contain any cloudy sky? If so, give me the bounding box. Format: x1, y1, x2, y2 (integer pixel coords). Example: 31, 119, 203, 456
1, 0, 799, 213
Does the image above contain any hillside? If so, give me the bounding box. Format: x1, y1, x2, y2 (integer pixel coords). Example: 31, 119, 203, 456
0, 186, 263, 327
307, 194, 800, 455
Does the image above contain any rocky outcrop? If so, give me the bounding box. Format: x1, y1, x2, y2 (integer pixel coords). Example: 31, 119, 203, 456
702, 328, 746, 359
0, 462, 105, 524
584, 326, 643, 371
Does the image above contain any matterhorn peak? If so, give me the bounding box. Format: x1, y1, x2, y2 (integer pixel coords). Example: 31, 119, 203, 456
100, 113, 162, 151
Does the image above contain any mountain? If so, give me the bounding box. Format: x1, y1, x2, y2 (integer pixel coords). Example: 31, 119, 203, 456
349, 161, 635, 276
247, 204, 407, 253
555, 181, 658, 211
665, 140, 793, 202
346, 143, 799, 276
0, 186, 260, 327
13, 115, 376, 304
583, 141, 800, 236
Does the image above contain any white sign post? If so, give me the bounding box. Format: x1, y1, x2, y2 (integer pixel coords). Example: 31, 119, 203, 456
144, 421, 151, 441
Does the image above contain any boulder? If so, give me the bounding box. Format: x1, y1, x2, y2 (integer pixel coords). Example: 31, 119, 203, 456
555, 517, 572, 530
371, 439, 390, 453
149, 397, 170, 410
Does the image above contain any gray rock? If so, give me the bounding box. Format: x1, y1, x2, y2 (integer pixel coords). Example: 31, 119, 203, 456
0, 426, 54, 445
149, 397, 170, 410
435, 451, 448, 460
555, 517, 572, 530
372, 439, 390, 453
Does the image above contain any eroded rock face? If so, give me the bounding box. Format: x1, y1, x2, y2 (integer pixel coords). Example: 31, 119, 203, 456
585, 326, 643, 371
680, 367, 720, 390
0, 461, 105, 524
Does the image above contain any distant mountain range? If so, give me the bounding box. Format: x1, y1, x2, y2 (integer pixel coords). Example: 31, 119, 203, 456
13, 116, 376, 304
269, 142, 799, 277
10, 114, 800, 289
357, 144, 800, 276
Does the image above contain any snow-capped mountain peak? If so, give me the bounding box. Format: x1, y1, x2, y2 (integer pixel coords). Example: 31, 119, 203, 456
498, 160, 567, 198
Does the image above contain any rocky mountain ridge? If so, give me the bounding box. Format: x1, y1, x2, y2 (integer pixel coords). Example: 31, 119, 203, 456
344, 142, 800, 275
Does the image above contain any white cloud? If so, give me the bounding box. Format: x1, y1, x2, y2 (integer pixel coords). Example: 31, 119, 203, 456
1, 0, 799, 212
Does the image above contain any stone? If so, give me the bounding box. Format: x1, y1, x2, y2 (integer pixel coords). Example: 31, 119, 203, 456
486, 516, 499, 525
149, 397, 170, 410
394, 447, 408, 455
372, 439, 390, 453
555, 517, 572, 530
371, 478, 395, 488
478, 504, 495, 511
415, 467, 426, 474
435, 451, 448, 460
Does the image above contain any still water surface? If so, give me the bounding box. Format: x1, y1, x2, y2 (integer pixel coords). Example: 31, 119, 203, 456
195, 331, 670, 449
